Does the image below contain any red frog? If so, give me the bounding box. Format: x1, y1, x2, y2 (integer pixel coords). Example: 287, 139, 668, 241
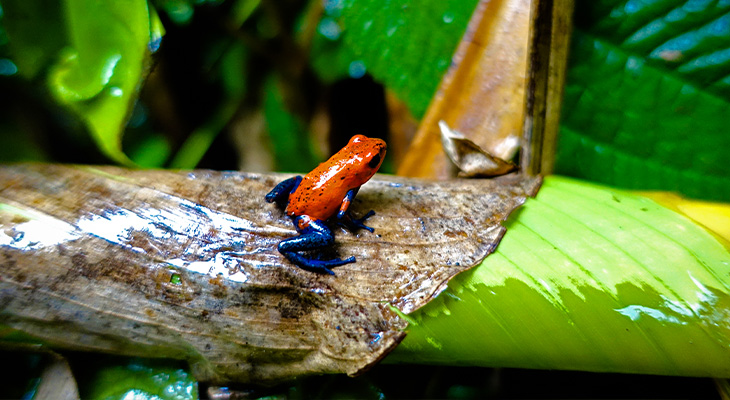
265, 135, 387, 275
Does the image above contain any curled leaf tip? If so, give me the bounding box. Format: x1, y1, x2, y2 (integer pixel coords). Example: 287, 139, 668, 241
439, 120, 516, 178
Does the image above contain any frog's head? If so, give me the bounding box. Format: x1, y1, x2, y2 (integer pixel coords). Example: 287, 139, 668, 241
346, 134, 387, 183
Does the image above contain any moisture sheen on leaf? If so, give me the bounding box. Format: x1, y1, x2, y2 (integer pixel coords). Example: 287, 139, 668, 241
389, 176, 730, 378
0, 164, 539, 384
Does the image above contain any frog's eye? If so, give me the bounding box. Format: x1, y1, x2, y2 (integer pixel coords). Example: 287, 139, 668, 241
368, 153, 381, 169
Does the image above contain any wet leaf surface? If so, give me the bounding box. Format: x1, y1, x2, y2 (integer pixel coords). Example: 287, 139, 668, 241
389, 176, 730, 377
0, 164, 539, 384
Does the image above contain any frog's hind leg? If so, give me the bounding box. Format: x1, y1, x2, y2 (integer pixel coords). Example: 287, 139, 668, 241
280, 252, 355, 275
278, 219, 355, 275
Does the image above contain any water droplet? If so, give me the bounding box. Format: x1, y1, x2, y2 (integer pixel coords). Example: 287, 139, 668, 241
624, 0, 640, 14
0, 58, 18, 76
348, 60, 366, 78
386, 26, 397, 37
442, 11, 454, 24
625, 56, 642, 72
110, 86, 123, 97
317, 17, 341, 40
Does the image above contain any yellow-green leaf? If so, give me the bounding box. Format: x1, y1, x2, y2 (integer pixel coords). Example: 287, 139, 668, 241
390, 176, 730, 377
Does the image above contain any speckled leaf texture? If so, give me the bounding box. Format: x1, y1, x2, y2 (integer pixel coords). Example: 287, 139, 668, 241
556, 0, 730, 201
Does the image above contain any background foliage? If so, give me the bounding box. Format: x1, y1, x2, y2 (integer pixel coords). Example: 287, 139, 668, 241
556, 0, 730, 201
1, 0, 727, 201
1, 0, 729, 398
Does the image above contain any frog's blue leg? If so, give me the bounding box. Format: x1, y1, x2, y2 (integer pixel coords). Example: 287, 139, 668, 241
336, 188, 376, 232
339, 210, 376, 232
265, 176, 302, 206
278, 218, 355, 275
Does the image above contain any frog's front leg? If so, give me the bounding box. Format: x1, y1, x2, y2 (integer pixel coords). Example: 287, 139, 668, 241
278, 216, 355, 275
265, 176, 302, 207
336, 188, 376, 233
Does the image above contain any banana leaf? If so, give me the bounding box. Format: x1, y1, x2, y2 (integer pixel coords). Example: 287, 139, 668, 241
389, 175, 730, 378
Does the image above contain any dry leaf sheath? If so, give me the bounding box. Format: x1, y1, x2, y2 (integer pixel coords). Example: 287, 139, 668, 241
0, 164, 540, 384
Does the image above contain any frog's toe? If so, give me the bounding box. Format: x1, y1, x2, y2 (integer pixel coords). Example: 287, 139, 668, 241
358, 210, 376, 221
339, 210, 376, 232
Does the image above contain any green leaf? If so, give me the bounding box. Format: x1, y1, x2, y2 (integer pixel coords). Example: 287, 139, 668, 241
231, 0, 262, 28
556, 1, 730, 201
81, 358, 197, 400
2, 0, 158, 165
389, 176, 730, 377
309, 0, 479, 118
264, 74, 320, 172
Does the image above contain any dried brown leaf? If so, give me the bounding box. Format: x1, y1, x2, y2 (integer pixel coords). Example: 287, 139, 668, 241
439, 121, 516, 177
35, 354, 79, 400
397, 0, 573, 178
0, 164, 539, 384
398, 0, 531, 178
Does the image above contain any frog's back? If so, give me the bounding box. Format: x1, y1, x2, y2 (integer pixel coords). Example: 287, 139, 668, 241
285, 161, 352, 220
285, 135, 386, 221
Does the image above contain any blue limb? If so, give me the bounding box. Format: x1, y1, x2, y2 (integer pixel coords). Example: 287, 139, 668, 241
265, 176, 302, 206
336, 188, 359, 219
280, 252, 355, 275
337, 209, 376, 233
278, 218, 355, 275
335, 188, 376, 233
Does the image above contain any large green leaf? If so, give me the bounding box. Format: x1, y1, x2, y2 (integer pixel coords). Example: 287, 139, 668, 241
389, 176, 730, 377
309, 0, 479, 118
1, 0, 161, 165
556, 1, 730, 201
80, 358, 197, 400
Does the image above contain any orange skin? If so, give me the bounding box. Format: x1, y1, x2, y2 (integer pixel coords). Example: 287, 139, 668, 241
285, 134, 386, 227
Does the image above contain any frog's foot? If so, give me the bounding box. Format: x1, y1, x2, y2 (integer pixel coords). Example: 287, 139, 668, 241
280, 252, 355, 275
338, 210, 376, 233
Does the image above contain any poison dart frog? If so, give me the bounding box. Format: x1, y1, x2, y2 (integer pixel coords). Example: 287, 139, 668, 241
265, 135, 387, 275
